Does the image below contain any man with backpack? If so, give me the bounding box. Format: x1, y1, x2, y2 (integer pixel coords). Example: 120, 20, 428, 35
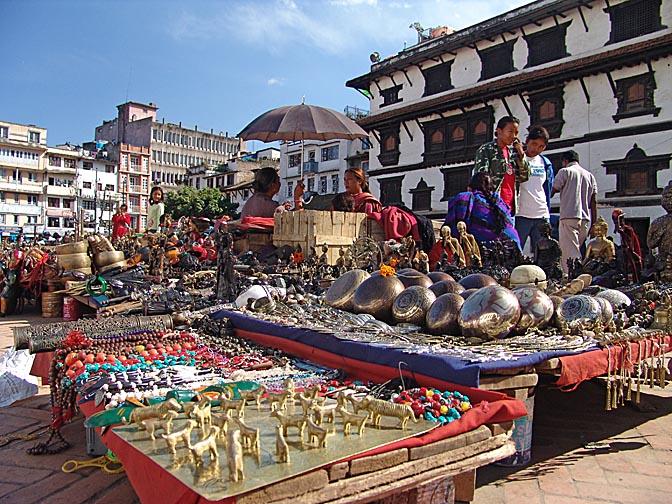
515, 125, 554, 254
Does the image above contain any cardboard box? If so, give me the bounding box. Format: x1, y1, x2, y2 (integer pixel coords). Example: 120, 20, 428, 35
273, 210, 385, 264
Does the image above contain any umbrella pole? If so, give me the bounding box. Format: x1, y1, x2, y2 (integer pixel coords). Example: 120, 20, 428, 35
300, 136, 304, 181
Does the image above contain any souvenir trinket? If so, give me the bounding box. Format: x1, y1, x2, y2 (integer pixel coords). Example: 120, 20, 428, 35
458, 273, 497, 290
428, 279, 465, 297
324, 269, 370, 311
353, 275, 405, 323
513, 287, 554, 331
395, 268, 433, 289
509, 265, 548, 291
425, 293, 464, 336
459, 286, 521, 340
392, 286, 436, 325
556, 295, 601, 331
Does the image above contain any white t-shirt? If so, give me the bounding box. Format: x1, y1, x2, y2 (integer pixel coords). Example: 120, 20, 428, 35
517, 155, 549, 219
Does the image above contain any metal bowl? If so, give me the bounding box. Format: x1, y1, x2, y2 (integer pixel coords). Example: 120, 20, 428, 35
427, 271, 455, 283
93, 250, 126, 268
556, 295, 601, 330
594, 297, 614, 326
425, 293, 464, 335
325, 269, 371, 312
458, 273, 498, 290
395, 268, 433, 288
55, 241, 88, 255
392, 286, 436, 325
513, 287, 554, 331
429, 280, 465, 297
353, 275, 405, 322
596, 289, 631, 308
461, 288, 478, 299
459, 285, 521, 340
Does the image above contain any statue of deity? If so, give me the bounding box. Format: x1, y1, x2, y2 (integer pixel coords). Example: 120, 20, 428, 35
534, 221, 563, 280
647, 180, 672, 281
613, 208, 642, 283
584, 216, 615, 264
457, 221, 482, 267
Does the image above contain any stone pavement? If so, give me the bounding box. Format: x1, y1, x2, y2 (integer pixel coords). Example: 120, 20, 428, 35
0, 306, 671, 503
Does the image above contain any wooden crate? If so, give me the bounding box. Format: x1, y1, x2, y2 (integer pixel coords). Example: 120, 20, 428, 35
274, 210, 385, 264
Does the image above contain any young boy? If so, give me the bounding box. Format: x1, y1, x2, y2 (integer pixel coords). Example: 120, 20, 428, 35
515, 125, 554, 254
473, 115, 529, 215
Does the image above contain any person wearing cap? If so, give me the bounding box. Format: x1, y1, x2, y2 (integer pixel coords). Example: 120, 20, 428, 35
612, 208, 642, 283
551, 150, 597, 274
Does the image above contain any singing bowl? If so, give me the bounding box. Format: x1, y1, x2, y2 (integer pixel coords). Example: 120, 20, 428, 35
513, 287, 554, 331
427, 271, 455, 283
596, 289, 631, 308
594, 297, 614, 326
93, 250, 125, 267
56, 253, 91, 270
392, 286, 436, 326
461, 288, 478, 299
353, 275, 405, 322
55, 241, 88, 255
459, 285, 521, 340
458, 273, 498, 290
395, 268, 433, 289
325, 269, 371, 312
425, 293, 464, 335
429, 280, 465, 297
555, 295, 601, 330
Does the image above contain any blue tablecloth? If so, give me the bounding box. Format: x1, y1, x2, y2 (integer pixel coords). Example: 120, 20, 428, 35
213, 309, 590, 388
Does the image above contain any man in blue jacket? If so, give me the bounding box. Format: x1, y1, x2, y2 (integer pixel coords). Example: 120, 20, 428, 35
515, 126, 554, 254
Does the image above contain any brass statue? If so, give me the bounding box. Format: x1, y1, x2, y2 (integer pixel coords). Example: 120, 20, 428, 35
584, 216, 615, 264
123, 398, 181, 430
457, 221, 482, 267
275, 424, 290, 463
188, 426, 220, 466
142, 410, 178, 440
226, 429, 245, 482
162, 419, 197, 455
534, 221, 563, 280
357, 395, 418, 429
648, 180, 672, 281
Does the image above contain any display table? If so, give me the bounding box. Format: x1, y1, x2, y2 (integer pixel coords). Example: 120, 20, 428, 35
80, 382, 524, 504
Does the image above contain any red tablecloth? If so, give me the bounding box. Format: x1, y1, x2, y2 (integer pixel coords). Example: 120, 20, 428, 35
30, 351, 53, 382
556, 334, 670, 390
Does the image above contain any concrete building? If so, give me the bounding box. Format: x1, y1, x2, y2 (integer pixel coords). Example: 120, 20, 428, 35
346, 0, 672, 250
0, 121, 46, 238
76, 149, 121, 235
95, 101, 244, 192
44, 145, 78, 237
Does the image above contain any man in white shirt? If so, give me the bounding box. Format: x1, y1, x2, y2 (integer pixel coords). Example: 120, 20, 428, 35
515, 126, 554, 255
551, 150, 598, 274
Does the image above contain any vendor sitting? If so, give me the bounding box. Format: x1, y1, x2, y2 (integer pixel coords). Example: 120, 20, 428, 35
344, 168, 382, 214
443, 172, 521, 250
241, 167, 304, 218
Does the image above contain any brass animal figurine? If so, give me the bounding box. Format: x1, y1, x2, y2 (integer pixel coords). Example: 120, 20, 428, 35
188, 426, 220, 466
283, 377, 296, 400
210, 412, 231, 440
239, 384, 267, 409
124, 398, 181, 429
271, 410, 307, 439
227, 429, 245, 482
267, 390, 292, 411
305, 418, 328, 448
275, 425, 290, 463
142, 410, 178, 440
192, 398, 212, 438
296, 392, 316, 416
337, 407, 368, 436
181, 401, 198, 418
219, 389, 245, 418
358, 395, 418, 429
235, 418, 260, 455
347, 395, 367, 415
310, 403, 336, 425
162, 419, 197, 455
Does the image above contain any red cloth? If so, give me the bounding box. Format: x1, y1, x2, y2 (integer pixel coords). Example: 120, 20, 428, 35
353, 192, 382, 214
428, 241, 453, 270
30, 352, 53, 382
556, 334, 670, 390
239, 216, 275, 231
111, 212, 131, 241
368, 207, 420, 242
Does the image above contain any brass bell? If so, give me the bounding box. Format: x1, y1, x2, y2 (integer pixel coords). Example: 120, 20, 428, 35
325, 269, 370, 311
392, 286, 436, 326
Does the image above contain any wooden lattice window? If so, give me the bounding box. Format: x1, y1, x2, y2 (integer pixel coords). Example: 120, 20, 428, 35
613, 73, 660, 122
380, 85, 403, 107
525, 23, 570, 67
379, 175, 404, 205
410, 178, 434, 212
603, 144, 670, 197
440, 166, 471, 201
479, 40, 516, 81
423, 61, 454, 96
605, 0, 665, 44
529, 87, 565, 138
378, 125, 401, 167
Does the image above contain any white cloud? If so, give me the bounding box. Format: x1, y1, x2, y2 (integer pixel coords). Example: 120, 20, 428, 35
267, 77, 285, 86
168, 1, 531, 57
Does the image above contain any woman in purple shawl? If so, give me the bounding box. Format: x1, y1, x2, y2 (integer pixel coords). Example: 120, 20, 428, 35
443, 172, 521, 249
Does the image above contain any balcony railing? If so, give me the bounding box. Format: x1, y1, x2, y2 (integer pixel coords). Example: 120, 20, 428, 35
303, 161, 319, 174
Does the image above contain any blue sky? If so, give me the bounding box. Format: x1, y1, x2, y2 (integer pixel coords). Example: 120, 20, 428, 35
1, 0, 526, 149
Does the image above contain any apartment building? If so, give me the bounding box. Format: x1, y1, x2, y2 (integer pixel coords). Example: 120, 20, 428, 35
346, 0, 672, 249
0, 121, 46, 237
43, 145, 78, 237
77, 150, 120, 235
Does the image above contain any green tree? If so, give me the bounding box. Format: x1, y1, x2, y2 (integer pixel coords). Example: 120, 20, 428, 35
164, 186, 239, 221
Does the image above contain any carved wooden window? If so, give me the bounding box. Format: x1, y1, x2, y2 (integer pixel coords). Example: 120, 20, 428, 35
613, 73, 660, 122
380, 85, 403, 107
525, 23, 570, 67
479, 40, 516, 81
379, 175, 404, 206
529, 87, 565, 138
440, 166, 471, 201
603, 144, 670, 197
378, 125, 401, 167
423, 107, 494, 166
422, 61, 454, 96
410, 178, 434, 212
605, 0, 665, 44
